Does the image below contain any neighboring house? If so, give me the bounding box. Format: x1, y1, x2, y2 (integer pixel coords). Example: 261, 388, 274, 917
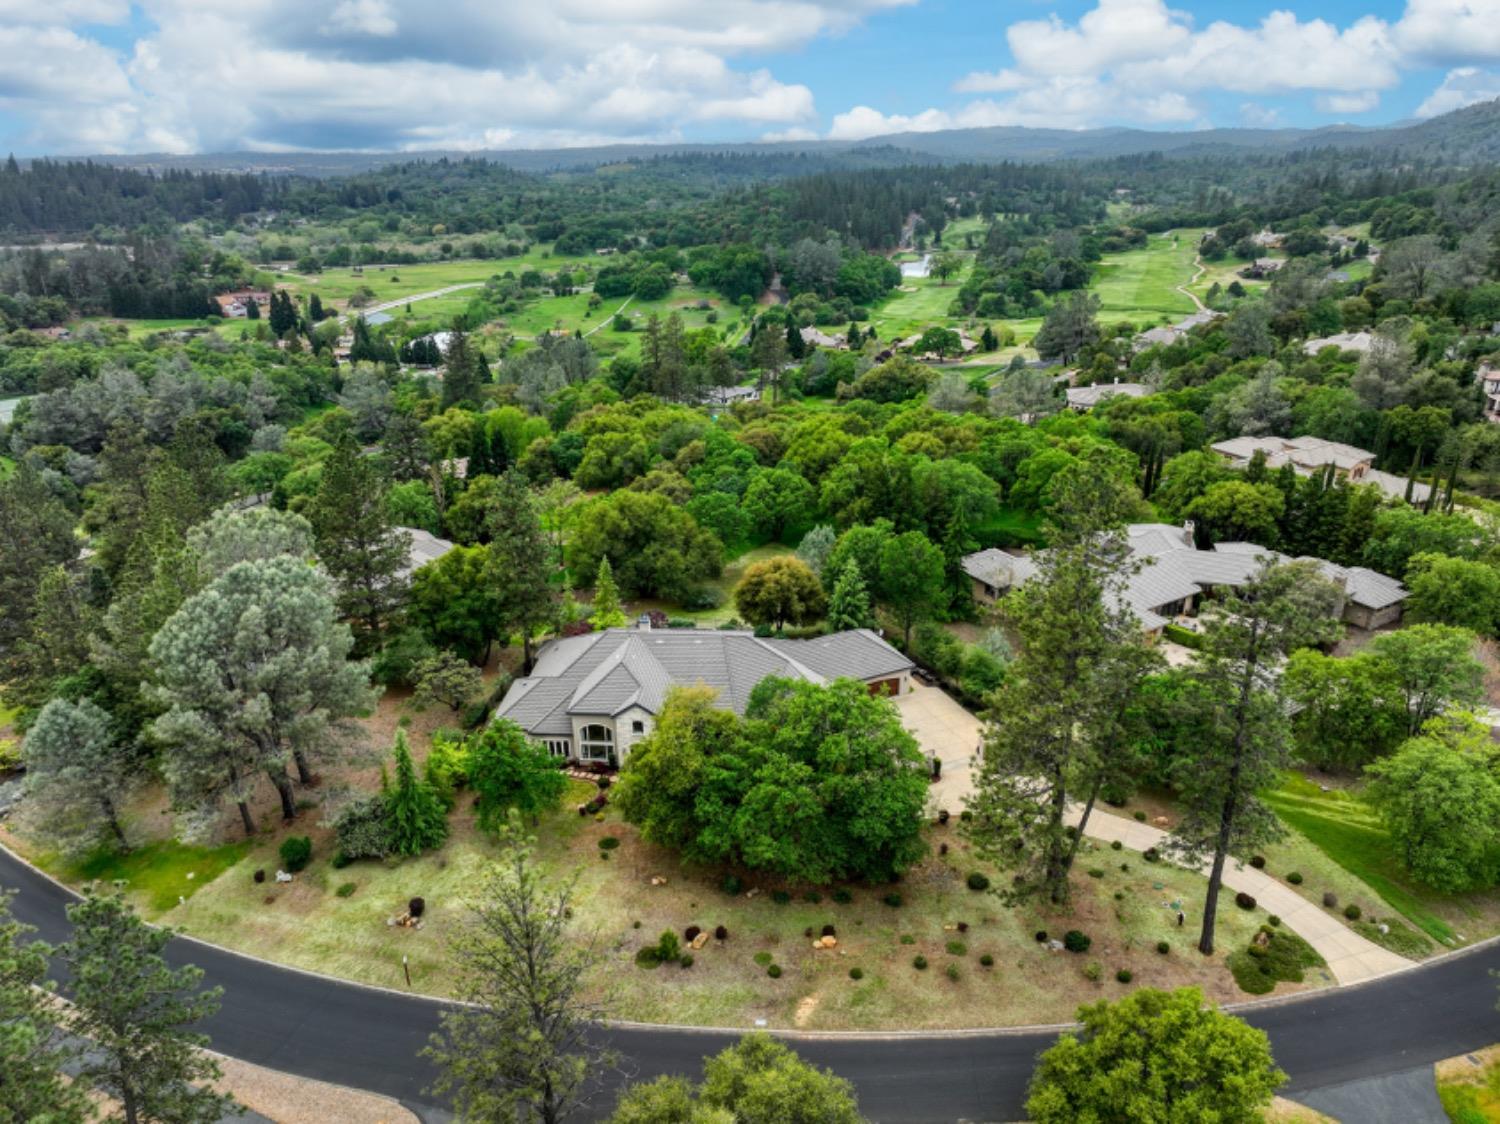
1065, 380, 1149, 411
800, 326, 845, 350
494, 620, 914, 765
1241, 258, 1283, 279
961, 523, 1408, 638
1303, 330, 1376, 356
400, 528, 456, 580
215, 290, 270, 318
703, 385, 760, 406
1250, 230, 1283, 248
1134, 310, 1223, 351
1478, 362, 1500, 421
1210, 435, 1432, 504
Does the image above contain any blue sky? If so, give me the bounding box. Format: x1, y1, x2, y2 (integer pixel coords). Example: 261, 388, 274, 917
2, 0, 1499, 154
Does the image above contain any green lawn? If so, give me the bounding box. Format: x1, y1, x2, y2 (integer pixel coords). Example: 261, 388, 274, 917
972, 506, 1046, 548
1263, 772, 1479, 946
46, 840, 251, 915
1091, 232, 1200, 324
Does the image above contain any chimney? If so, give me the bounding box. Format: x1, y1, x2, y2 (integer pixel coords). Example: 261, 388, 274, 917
635, 614, 653, 632
1182, 520, 1196, 546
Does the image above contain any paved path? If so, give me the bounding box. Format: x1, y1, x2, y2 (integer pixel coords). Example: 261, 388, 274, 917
895, 681, 1411, 984
1298, 1065, 1448, 1124
2, 840, 1498, 1122
1178, 253, 1209, 313
340, 282, 484, 323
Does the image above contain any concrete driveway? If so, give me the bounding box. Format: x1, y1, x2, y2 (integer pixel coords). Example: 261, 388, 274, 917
893, 682, 982, 812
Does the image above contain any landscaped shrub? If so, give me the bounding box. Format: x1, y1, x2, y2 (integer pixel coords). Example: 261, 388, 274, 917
1143, 848, 1160, 863
945, 964, 960, 981
1250, 855, 1266, 869
767, 964, 782, 978
966, 872, 990, 892
721, 875, 743, 896
956, 921, 969, 932
753, 951, 772, 967
772, 890, 791, 905
1268, 916, 1282, 927
1116, 968, 1133, 983
1344, 904, 1362, 920
1087, 868, 1105, 878
336, 882, 357, 898
1034, 930, 1048, 943
883, 892, 903, 908
1063, 930, 1091, 953
1083, 961, 1102, 982
1133, 811, 1147, 822
253, 869, 266, 884
1228, 928, 1325, 995
1110, 840, 1123, 851
1156, 941, 1170, 955
979, 954, 994, 967
1235, 892, 1256, 910
1287, 871, 1304, 884
684, 925, 701, 942
849, 967, 864, 980
679, 955, 693, 969
1323, 891, 1338, 908
803, 890, 822, 903
1353, 919, 1434, 958
803, 926, 815, 939
832, 888, 853, 904
946, 941, 967, 956
278, 835, 312, 873
900, 934, 916, 945
715, 925, 728, 941
598, 836, 620, 851
821, 924, 837, 937
333, 794, 394, 862
913, 955, 928, 970
656, 931, 681, 962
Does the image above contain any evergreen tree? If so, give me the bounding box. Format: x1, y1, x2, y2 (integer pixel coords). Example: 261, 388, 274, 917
489, 471, 555, 672
244, 293, 260, 320
591, 556, 628, 630
11, 563, 96, 709
426, 837, 614, 1124
442, 321, 485, 409
61, 888, 236, 1124
846, 322, 861, 349
0, 892, 91, 1124
0, 465, 78, 681
786, 318, 806, 360
981, 324, 998, 351
308, 292, 324, 321
308, 432, 412, 650
386, 731, 448, 856
1169, 559, 1343, 954
826, 558, 874, 631
22, 697, 139, 855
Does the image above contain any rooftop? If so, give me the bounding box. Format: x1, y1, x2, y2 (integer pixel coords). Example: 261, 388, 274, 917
496, 626, 913, 737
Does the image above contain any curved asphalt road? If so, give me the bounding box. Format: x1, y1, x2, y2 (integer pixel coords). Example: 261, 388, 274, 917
5, 843, 1498, 1123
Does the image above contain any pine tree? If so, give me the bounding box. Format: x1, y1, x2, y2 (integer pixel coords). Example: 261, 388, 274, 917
309, 292, 324, 321
826, 559, 874, 632
244, 293, 260, 320
489, 471, 556, 673
591, 556, 628, 630
61, 888, 236, 1124
22, 697, 139, 854
786, 318, 806, 360
386, 731, 448, 856
846, 322, 861, 349
0, 892, 91, 1124
308, 432, 412, 650
442, 321, 484, 409
981, 324, 998, 351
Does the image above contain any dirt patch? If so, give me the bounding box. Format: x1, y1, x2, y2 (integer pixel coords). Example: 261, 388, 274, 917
793, 994, 820, 1027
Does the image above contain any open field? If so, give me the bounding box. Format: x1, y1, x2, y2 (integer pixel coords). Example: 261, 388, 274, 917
1092, 231, 1200, 324
1264, 771, 1500, 949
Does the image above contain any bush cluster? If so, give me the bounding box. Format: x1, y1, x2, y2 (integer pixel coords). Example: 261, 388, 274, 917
1063, 930, 1091, 953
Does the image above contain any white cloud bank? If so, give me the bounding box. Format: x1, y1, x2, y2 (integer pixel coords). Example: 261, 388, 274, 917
832, 0, 1500, 140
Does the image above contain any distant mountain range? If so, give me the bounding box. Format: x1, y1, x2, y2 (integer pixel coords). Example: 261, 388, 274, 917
52, 98, 1500, 177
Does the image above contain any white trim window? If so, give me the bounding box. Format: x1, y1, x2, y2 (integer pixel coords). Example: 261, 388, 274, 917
579, 724, 615, 764
543, 739, 571, 758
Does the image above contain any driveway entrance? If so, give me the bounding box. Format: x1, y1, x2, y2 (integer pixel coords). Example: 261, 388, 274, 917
892, 682, 982, 811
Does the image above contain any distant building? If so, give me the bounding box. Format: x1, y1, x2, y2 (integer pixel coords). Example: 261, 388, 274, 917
1133, 309, 1223, 351
1065, 380, 1149, 411
1210, 435, 1431, 504
799, 326, 845, 350
1240, 258, 1284, 279
399, 528, 456, 580
702, 385, 760, 406
1303, 331, 1376, 356
963, 523, 1408, 637
1479, 363, 1500, 421
215, 289, 271, 318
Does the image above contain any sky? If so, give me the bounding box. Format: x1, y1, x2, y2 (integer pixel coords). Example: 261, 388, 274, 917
3, 0, 1500, 155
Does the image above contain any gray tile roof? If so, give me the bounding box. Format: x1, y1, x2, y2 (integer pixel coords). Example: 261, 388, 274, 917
398, 528, 455, 579
495, 627, 913, 734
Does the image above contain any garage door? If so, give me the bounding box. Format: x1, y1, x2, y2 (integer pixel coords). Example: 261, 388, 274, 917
867, 678, 901, 697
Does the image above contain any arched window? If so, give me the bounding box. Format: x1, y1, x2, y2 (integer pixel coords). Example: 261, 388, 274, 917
580, 724, 615, 763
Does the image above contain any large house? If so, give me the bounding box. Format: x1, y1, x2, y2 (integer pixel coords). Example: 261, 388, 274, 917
962, 522, 1407, 636
1478, 362, 1500, 421
1303, 331, 1376, 356
1210, 435, 1431, 504
494, 621, 913, 766
1066, 380, 1149, 411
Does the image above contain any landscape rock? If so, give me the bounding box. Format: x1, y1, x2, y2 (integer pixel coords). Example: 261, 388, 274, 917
275, 870, 293, 883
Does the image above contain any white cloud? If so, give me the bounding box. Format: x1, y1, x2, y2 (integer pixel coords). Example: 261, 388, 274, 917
1316, 91, 1381, 114
1, 0, 916, 152
1393, 0, 1500, 65
1240, 102, 1281, 128
1416, 65, 1500, 115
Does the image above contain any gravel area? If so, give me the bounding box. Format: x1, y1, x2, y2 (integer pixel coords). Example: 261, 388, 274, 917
212, 1053, 418, 1124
